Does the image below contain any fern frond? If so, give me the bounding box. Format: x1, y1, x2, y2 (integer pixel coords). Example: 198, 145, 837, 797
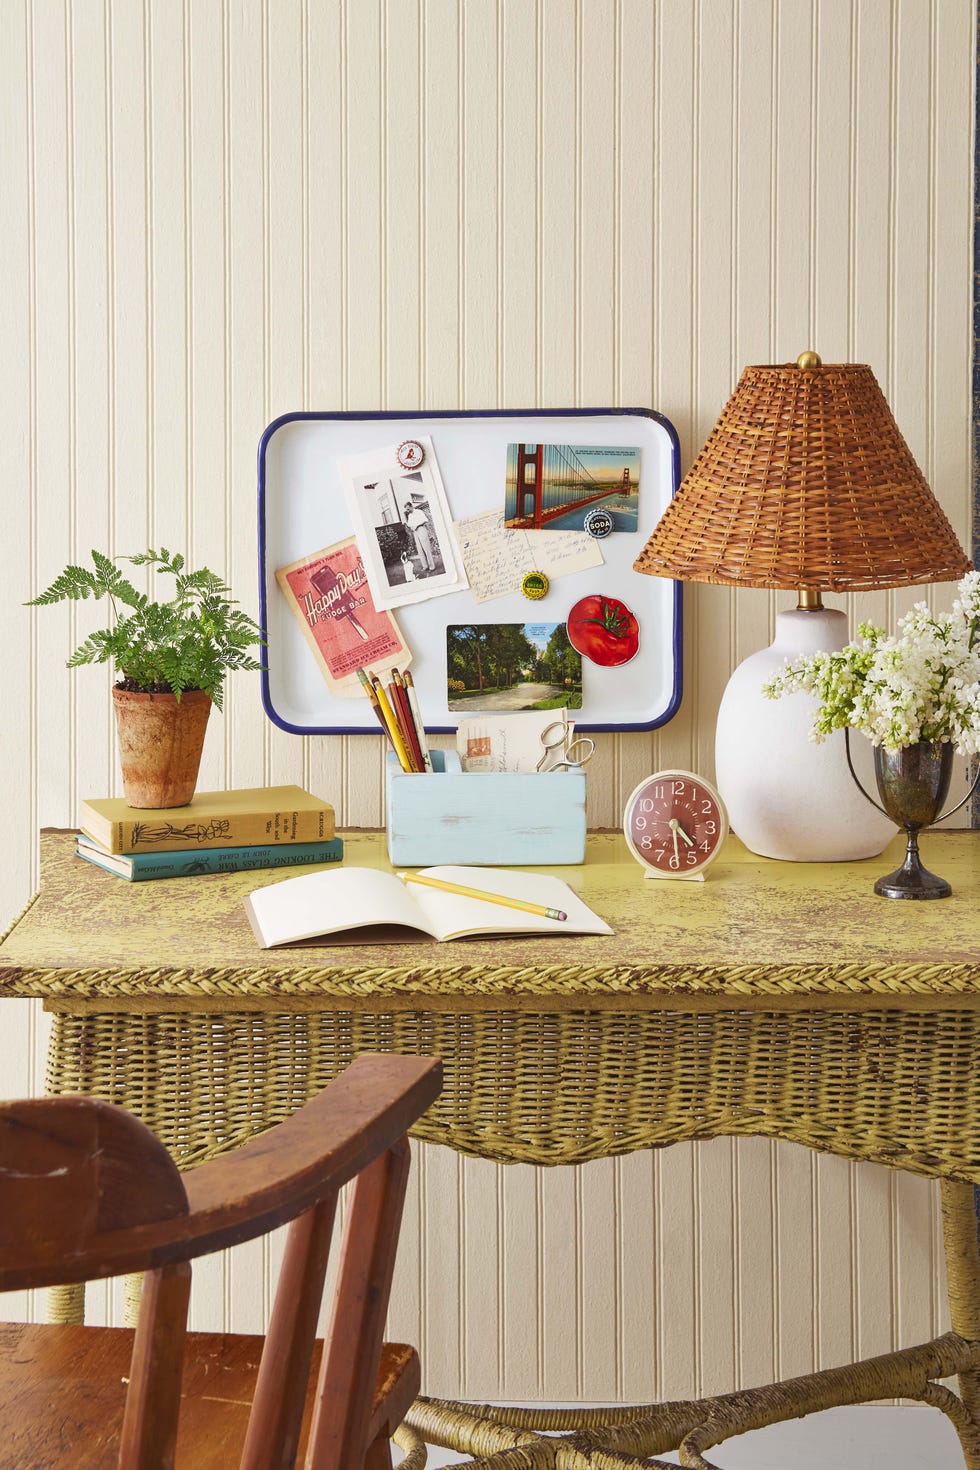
26, 564, 101, 605
111, 578, 147, 610
67, 628, 117, 666
90, 550, 123, 592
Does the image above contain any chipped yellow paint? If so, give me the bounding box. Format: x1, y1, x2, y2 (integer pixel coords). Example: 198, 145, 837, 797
0, 830, 978, 1011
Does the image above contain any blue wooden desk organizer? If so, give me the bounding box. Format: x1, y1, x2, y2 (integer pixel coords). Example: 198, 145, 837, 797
385, 750, 587, 867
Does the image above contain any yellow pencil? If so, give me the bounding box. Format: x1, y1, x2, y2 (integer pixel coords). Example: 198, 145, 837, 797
402, 871, 567, 920
369, 673, 414, 772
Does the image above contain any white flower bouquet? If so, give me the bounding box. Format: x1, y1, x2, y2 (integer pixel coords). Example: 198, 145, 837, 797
763, 571, 980, 754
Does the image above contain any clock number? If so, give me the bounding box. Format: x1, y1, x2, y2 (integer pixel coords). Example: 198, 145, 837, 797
639, 835, 652, 849
668, 853, 680, 869
686, 849, 698, 865
698, 838, 711, 853
701, 800, 713, 815
704, 821, 716, 835
672, 780, 685, 796
635, 815, 647, 831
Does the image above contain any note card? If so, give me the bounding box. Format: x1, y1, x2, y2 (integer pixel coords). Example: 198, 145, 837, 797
454, 508, 604, 604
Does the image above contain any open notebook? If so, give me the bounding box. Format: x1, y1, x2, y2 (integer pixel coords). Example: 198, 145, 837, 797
242, 864, 613, 948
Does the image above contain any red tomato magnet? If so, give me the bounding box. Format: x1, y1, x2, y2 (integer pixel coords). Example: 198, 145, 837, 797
566, 594, 640, 667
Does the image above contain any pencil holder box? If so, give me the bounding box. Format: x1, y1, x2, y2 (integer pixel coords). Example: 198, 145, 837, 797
385, 750, 587, 867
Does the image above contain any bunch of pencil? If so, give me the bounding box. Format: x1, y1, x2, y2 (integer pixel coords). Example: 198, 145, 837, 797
356, 666, 432, 774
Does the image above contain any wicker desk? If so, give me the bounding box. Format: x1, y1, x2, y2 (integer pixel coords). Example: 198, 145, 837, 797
3, 829, 980, 1468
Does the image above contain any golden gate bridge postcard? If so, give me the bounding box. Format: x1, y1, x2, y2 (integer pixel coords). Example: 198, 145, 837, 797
503, 442, 641, 534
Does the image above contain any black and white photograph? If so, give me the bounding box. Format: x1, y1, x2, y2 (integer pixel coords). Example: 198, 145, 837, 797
339, 437, 468, 611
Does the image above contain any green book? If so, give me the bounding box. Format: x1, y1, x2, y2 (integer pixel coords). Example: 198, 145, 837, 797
76, 834, 344, 881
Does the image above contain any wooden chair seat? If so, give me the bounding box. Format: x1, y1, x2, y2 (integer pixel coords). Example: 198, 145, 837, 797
0, 1325, 419, 1469
0, 1053, 441, 1469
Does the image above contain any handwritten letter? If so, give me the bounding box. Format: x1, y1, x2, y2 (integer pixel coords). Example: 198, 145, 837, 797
454, 509, 604, 604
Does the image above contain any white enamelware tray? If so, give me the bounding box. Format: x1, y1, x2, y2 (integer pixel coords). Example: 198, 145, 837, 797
258, 408, 681, 734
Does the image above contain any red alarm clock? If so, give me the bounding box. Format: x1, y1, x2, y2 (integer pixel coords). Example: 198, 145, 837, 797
623, 770, 728, 880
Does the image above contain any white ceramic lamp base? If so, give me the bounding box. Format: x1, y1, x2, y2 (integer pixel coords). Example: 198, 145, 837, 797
714, 607, 894, 862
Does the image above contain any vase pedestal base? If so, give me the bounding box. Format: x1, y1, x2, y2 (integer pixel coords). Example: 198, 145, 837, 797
874, 863, 952, 900
873, 831, 953, 900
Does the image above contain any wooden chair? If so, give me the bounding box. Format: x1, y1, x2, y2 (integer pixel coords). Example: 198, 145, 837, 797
0, 1051, 441, 1470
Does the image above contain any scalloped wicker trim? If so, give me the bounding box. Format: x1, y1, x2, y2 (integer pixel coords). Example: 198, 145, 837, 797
46, 1007, 980, 1177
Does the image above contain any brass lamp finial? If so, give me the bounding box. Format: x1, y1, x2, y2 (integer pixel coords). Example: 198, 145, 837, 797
796, 350, 822, 370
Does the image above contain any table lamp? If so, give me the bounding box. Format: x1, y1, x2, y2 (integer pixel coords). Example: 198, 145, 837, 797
633, 352, 971, 861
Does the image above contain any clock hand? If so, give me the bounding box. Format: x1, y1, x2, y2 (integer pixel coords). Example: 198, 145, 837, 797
668, 817, 695, 848
670, 824, 680, 863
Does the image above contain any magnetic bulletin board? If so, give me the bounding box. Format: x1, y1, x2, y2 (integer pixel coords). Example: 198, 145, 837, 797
258, 409, 682, 734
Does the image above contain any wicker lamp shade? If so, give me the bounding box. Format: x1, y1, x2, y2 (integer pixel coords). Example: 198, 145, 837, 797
633, 359, 970, 592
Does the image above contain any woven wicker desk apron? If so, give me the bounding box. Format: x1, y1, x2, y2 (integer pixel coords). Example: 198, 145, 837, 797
3, 829, 980, 1470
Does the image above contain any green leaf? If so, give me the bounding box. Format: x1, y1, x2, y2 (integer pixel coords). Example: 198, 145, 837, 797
26, 564, 101, 605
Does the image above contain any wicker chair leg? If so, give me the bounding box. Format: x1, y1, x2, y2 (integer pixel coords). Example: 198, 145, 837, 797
942, 1178, 980, 1467
391, 1423, 429, 1470
409, 1332, 980, 1469
911, 1382, 980, 1467
46, 1281, 85, 1324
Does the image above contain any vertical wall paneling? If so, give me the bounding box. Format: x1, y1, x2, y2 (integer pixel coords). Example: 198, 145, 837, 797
4, 0, 976, 1405
459, 0, 499, 407
225, 0, 266, 793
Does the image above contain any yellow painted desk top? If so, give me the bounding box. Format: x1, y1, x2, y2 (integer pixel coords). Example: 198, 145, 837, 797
1, 829, 978, 1010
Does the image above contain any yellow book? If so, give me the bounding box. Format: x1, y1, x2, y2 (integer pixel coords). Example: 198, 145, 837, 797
80, 785, 335, 855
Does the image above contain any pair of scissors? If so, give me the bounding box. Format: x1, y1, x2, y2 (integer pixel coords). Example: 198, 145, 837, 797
535, 719, 595, 773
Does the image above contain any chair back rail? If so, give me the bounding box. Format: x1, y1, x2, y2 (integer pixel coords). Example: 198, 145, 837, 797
0, 1053, 440, 1290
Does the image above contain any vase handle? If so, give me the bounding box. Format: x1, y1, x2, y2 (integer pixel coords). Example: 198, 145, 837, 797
845, 728, 980, 824
844, 729, 890, 818
934, 758, 980, 823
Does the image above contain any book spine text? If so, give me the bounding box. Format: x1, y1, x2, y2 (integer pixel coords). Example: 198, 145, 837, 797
102, 807, 334, 854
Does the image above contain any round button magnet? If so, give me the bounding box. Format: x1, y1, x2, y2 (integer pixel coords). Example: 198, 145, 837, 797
583, 507, 614, 539
521, 570, 549, 601
396, 439, 425, 470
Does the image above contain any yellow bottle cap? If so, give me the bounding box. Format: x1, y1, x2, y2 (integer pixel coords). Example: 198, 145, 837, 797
521, 571, 549, 600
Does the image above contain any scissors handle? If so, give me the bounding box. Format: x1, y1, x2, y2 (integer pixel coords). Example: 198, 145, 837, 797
536, 718, 572, 772
548, 736, 595, 771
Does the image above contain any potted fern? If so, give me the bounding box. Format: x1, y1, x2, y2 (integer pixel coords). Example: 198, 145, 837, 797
28, 549, 264, 808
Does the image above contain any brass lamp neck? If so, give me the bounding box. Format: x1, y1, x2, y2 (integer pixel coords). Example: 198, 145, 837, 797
796, 587, 825, 611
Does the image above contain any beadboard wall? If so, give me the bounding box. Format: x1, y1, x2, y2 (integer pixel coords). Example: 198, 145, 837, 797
1, 0, 975, 1403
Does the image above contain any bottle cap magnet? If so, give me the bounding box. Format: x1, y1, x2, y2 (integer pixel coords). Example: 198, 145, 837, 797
583, 507, 614, 539
396, 439, 425, 470
521, 570, 549, 601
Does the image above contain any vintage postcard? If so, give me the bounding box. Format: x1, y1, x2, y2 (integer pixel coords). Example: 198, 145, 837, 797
455, 709, 576, 772
454, 507, 604, 603
276, 538, 411, 696
503, 442, 641, 533
338, 437, 468, 611
446, 622, 583, 712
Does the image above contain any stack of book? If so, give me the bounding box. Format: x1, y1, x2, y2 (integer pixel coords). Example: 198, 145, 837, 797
75, 785, 341, 882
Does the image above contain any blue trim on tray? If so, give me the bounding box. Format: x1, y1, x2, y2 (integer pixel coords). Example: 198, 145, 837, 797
258, 407, 683, 737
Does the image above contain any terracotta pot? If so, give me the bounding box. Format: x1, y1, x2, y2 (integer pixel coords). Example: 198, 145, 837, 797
111, 687, 212, 808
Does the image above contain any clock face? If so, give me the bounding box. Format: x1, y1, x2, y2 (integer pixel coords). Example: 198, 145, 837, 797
623, 770, 728, 878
